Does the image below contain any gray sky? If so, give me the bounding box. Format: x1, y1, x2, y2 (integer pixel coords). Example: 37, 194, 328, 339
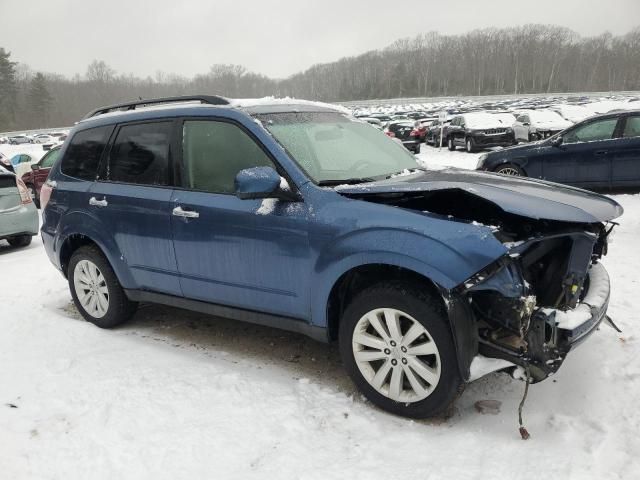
1, 0, 638, 79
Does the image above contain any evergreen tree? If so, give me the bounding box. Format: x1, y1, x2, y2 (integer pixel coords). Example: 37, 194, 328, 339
27, 72, 53, 127
0, 48, 17, 131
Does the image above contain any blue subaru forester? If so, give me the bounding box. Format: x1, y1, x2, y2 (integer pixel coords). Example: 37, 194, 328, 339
42, 96, 622, 418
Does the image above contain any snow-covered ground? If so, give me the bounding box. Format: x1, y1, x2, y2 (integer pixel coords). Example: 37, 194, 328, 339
1, 146, 639, 480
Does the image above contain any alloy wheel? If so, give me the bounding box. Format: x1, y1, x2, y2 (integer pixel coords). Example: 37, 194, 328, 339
496, 166, 520, 176
352, 308, 441, 403
73, 259, 109, 318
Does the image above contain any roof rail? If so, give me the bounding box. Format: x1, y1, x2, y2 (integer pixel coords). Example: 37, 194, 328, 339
83, 95, 230, 119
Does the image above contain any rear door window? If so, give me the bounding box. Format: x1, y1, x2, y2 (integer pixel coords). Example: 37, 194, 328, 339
61, 126, 113, 180
105, 122, 172, 186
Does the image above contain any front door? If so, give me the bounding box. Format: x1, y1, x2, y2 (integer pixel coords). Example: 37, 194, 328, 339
544, 116, 618, 188
171, 119, 311, 320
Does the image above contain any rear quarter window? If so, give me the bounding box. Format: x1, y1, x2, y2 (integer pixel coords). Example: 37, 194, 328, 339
61, 126, 113, 180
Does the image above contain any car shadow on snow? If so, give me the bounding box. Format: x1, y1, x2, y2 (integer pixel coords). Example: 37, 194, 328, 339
61, 299, 523, 423
0, 239, 40, 256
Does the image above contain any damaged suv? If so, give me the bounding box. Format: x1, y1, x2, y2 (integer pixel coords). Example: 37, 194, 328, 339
41, 96, 622, 419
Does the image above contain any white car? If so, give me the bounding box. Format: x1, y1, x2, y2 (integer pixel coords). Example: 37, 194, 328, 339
33, 134, 56, 144
513, 110, 573, 142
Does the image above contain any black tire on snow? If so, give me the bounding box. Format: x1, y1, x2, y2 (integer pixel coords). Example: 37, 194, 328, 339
7, 235, 32, 248
339, 281, 463, 419
67, 245, 138, 328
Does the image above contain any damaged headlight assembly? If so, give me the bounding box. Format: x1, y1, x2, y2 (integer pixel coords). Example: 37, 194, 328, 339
457, 226, 614, 384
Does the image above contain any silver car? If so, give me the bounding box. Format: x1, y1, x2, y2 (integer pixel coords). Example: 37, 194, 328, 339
0, 166, 38, 247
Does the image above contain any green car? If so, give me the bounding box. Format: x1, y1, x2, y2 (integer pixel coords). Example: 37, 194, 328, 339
0, 166, 39, 247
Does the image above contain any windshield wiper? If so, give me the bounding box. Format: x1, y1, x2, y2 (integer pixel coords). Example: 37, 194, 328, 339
318, 177, 377, 187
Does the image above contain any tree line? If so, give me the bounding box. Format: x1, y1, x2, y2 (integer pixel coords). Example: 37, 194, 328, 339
1, 24, 639, 131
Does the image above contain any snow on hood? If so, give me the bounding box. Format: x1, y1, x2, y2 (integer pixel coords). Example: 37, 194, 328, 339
529, 110, 572, 128
335, 168, 623, 224
464, 113, 515, 129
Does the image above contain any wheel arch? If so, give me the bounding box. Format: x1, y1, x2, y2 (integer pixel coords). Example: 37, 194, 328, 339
494, 160, 528, 177
323, 261, 478, 382
56, 216, 135, 289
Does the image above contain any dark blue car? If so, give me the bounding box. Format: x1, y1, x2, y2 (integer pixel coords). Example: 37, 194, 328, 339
476, 110, 640, 189
41, 96, 622, 419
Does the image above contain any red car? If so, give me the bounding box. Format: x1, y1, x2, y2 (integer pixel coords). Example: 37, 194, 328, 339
20, 145, 61, 208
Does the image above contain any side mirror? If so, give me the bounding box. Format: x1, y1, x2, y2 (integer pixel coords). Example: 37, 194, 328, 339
31, 164, 40, 171
550, 136, 563, 147
235, 166, 289, 200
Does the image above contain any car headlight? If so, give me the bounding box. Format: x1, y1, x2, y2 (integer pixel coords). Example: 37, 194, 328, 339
476, 153, 488, 170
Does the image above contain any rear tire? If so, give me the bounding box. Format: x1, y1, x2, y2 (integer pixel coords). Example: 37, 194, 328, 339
68, 245, 138, 328
7, 235, 32, 248
339, 282, 462, 419
447, 137, 456, 151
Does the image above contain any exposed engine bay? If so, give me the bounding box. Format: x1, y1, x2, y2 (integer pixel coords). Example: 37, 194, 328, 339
337, 170, 622, 382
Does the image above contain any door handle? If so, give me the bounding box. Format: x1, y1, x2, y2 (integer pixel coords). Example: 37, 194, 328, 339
89, 196, 108, 207
172, 206, 200, 219
594, 150, 608, 156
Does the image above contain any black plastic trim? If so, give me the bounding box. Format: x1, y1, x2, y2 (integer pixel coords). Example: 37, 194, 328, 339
124, 289, 328, 343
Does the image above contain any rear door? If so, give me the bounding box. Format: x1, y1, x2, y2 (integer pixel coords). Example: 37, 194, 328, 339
89, 120, 182, 295
610, 114, 640, 187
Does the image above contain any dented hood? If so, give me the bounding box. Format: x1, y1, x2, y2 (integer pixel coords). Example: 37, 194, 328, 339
335, 168, 623, 223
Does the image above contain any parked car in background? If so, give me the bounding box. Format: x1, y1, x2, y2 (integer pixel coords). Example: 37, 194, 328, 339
10, 153, 42, 179
34, 134, 57, 144
476, 110, 640, 189
0, 165, 39, 248
50, 132, 68, 142
359, 117, 383, 130
425, 119, 450, 146
0, 152, 14, 173
513, 110, 572, 142
444, 113, 516, 152
41, 95, 622, 420
368, 113, 393, 123
9, 135, 32, 145
21, 145, 60, 208
414, 118, 437, 142
384, 121, 421, 153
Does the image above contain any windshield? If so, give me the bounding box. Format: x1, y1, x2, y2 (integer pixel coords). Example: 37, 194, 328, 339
257, 112, 419, 184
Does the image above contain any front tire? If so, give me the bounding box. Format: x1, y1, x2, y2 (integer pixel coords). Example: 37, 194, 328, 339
68, 245, 138, 328
465, 137, 476, 153
494, 163, 524, 176
339, 282, 462, 419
